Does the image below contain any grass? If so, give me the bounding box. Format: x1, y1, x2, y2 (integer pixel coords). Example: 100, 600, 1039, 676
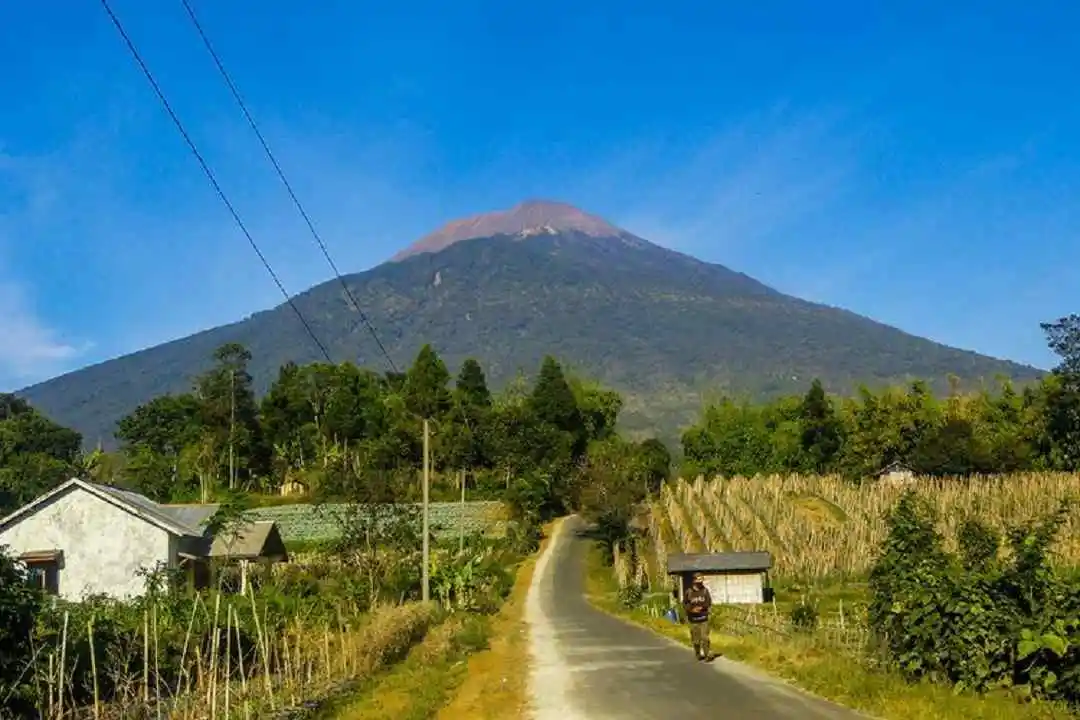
328, 614, 492, 720
585, 544, 1076, 720
435, 522, 556, 720
319, 523, 553, 719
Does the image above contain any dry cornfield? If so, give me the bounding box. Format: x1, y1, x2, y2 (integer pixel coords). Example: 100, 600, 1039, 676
33, 599, 438, 719
647, 472, 1080, 583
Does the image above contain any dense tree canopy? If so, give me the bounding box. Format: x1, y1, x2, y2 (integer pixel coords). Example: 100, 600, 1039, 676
682, 315, 1080, 478
0, 395, 82, 514
0, 343, 672, 525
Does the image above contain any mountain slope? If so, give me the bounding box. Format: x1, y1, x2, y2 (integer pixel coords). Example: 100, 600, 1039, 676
17, 201, 1040, 445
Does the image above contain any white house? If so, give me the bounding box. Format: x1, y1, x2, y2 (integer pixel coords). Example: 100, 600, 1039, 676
0, 479, 286, 601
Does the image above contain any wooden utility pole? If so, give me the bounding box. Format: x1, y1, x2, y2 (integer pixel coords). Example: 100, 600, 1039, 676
422, 417, 431, 602
228, 368, 236, 489
459, 470, 466, 554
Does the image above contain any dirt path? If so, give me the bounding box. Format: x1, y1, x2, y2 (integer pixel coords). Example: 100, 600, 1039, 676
526, 516, 869, 719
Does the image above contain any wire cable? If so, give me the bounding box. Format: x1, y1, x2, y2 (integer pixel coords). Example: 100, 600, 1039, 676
178, 0, 398, 373
98, 0, 334, 363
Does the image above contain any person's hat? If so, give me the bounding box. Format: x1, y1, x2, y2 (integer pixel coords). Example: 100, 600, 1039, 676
693, 572, 705, 582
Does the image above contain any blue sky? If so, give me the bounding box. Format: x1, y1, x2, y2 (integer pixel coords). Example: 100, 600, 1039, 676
1, 1, 1077, 390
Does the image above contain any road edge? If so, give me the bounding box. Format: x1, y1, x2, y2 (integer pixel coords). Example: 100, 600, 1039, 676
526, 516, 584, 720
580, 532, 879, 719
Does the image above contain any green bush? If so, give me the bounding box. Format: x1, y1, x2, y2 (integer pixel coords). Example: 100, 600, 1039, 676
788, 599, 819, 633
618, 583, 645, 609
868, 490, 1080, 702
0, 548, 43, 717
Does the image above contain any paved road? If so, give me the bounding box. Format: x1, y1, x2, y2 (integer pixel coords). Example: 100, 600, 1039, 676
527, 516, 870, 719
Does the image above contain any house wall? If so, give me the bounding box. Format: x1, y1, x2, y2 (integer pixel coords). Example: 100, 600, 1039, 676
882, 470, 915, 485
703, 572, 764, 604
0, 488, 173, 601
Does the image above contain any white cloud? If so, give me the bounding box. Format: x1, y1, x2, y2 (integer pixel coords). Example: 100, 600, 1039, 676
0, 280, 85, 388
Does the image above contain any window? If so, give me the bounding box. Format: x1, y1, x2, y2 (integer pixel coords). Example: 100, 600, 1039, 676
20, 550, 62, 595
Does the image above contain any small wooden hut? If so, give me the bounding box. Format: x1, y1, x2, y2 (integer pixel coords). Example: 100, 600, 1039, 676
667, 551, 773, 605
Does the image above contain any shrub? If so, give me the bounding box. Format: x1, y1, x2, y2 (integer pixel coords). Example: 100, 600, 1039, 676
0, 548, 43, 717
618, 583, 644, 609
868, 490, 1080, 703
789, 599, 819, 633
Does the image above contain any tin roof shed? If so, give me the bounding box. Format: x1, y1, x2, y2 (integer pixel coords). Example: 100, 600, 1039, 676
667, 551, 772, 575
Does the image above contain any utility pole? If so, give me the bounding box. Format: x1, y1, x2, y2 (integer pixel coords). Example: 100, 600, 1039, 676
228, 368, 236, 489
421, 417, 431, 602
459, 470, 466, 554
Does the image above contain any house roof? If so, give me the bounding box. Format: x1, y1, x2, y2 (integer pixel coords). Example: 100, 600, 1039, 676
160, 503, 220, 532
0, 479, 202, 537
91, 483, 208, 535
209, 521, 288, 561
667, 551, 772, 574
875, 460, 914, 476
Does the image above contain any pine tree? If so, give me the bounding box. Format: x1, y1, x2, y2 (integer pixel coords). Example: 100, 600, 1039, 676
455, 358, 492, 408
404, 344, 452, 419
529, 356, 581, 433
798, 379, 843, 473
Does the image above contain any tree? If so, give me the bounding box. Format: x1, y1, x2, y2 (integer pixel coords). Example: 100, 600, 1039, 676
0, 395, 81, 462
487, 401, 536, 485
195, 343, 268, 488
571, 378, 623, 443
455, 358, 492, 408
637, 438, 671, 493
682, 398, 774, 477
439, 359, 493, 475
260, 361, 316, 470
0, 396, 82, 514
1039, 315, 1080, 470
797, 379, 843, 473
530, 356, 581, 434
1041, 314, 1080, 376
116, 394, 202, 458
404, 344, 452, 420
121, 447, 181, 502
440, 400, 485, 475
909, 415, 991, 476
678, 344, 1080, 481
529, 356, 587, 470
575, 437, 651, 558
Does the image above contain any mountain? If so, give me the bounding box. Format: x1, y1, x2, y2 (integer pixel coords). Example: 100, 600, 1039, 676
391, 199, 637, 260
17, 200, 1040, 446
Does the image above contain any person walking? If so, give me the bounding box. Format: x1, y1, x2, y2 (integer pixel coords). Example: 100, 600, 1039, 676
683, 572, 713, 660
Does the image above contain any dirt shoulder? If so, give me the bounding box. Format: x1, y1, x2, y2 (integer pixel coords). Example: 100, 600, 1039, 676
436, 522, 556, 720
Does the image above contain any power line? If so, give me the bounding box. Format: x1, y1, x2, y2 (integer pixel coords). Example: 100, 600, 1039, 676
178, 0, 399, 374
97, 0, 334, 363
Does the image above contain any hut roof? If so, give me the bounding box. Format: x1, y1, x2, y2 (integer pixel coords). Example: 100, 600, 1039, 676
209, 521, 288, 561
875, 460, 914, 476
667, 551, 772, 574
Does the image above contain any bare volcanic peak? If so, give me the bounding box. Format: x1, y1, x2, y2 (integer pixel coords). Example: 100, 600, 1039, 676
392, 200, 628, 261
